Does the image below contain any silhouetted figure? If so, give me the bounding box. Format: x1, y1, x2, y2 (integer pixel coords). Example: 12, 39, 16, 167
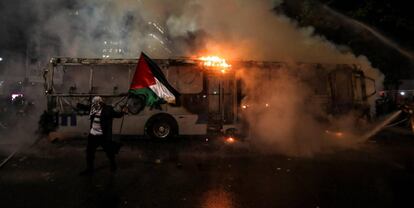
80, 96, 126, 176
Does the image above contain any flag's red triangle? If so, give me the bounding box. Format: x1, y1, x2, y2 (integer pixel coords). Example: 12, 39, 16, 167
130, 53, 156, 90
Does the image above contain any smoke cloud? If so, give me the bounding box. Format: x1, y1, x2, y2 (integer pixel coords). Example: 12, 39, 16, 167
0, 0, 384, 156
239, 65, 368, 156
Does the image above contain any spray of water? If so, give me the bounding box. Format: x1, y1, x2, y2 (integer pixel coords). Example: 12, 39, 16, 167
362, 110, 402, 140
321, 5, 414, 60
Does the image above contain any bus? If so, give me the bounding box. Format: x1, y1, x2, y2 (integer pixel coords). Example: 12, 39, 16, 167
43, 57, 376, 140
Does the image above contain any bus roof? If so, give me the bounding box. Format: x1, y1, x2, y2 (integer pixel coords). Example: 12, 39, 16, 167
48, 57, 360, 69
49, 57, 284, 67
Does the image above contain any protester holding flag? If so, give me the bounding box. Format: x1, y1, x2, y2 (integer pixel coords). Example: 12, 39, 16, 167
79, 96, 127, 176
80, 52, 180, 175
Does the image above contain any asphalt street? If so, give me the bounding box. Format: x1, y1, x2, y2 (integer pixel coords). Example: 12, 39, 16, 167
0, 130, 413, 208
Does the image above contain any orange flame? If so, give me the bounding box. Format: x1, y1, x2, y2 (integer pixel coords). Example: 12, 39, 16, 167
199, 56, 231, 69
225, 137, 235, 144
325, 130, 344, 138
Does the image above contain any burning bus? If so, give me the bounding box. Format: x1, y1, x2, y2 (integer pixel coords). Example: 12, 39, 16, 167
43, 56, 376, 140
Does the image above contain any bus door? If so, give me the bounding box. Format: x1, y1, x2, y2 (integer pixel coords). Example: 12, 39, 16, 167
328, 66, 375, 117
206, 72, 236, 134
328, 67, 354, 115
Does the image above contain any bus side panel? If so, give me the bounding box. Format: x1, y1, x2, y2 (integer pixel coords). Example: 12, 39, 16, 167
111, 106, 208, 136
112, 115, 147, 135
173, 114, 207, 135
55, 115, 90, 138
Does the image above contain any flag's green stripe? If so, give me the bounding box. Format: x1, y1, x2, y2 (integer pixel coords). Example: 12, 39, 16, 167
129, 87, 159, 106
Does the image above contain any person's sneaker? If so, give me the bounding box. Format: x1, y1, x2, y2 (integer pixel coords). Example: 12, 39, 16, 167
79, 169, 94, 176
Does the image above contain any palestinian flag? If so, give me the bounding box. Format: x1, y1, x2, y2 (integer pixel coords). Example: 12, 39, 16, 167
129, 52, 180, 106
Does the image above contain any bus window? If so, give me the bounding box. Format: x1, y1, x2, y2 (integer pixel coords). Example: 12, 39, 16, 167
56, 65, 91, 93
313, 66, 329, 95
236, 79, 244, 106
92, 65, 130, 94
222, 79, 235, 124
353, 74, 364, 102
181, 94, 208, 116
167, 66, 203, 94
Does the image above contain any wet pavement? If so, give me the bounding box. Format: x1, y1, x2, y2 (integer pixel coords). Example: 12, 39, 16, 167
1, 131, 414, 208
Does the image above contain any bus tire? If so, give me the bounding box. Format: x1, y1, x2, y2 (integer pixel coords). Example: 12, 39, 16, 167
145, 114, 178, 140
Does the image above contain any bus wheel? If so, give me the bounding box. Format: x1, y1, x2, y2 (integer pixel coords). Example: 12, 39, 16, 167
146, 115, 178, 140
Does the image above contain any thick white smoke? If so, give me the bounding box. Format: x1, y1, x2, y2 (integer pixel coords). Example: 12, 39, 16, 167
1, 0, 385, 156
20, 0, 384, 79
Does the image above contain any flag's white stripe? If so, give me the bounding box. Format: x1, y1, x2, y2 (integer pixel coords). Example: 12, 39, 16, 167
149, 78, 176, 103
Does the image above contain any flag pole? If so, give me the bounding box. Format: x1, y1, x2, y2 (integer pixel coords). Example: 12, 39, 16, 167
118, 97, 129, 135
119, 113, 125, 135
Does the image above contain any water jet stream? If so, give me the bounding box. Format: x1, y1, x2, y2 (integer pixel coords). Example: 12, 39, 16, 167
322, 5, 414, 60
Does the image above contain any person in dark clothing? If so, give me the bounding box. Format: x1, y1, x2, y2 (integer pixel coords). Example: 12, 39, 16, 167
80, 96, 127, 175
